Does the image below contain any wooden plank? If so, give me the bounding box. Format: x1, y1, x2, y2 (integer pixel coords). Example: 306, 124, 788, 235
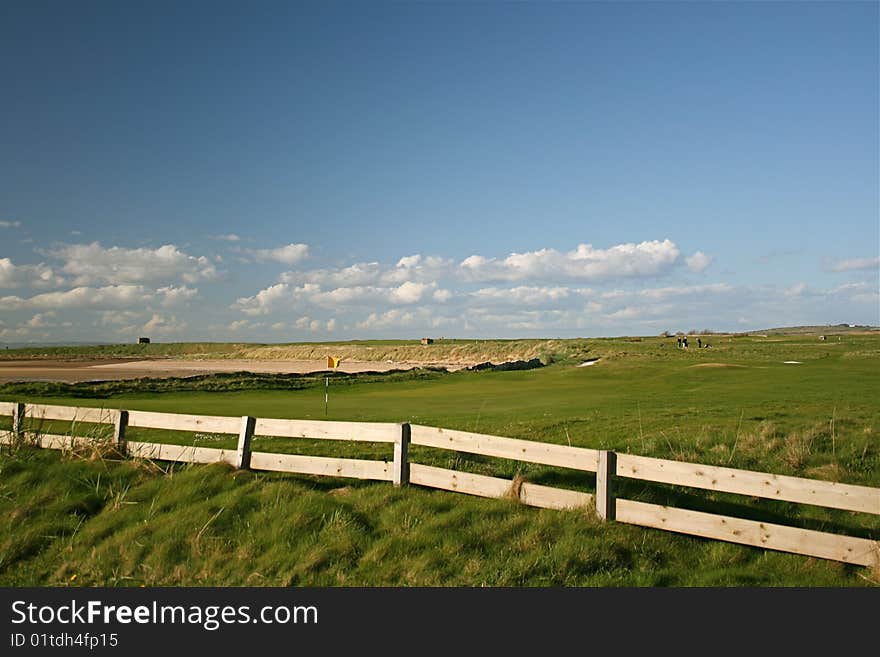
409, 463, 513, 499
616, 498, 880, 569
127, 410, 240, 434
519, 482, 593, 510
126, 441, 235, 465
0, 401, 16, 416
236, 416, 255, 469
616, 453, 880, 516
42, 433, 102, 450
253, 418, 399, 443
393, 423, 410, 487
410, 425, 600, 472
27, 404, 116, 424
249, 451, 393, 481
596, 450, 617, 520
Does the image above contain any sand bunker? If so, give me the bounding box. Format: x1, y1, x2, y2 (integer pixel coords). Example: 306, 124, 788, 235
0, 358, 471, 383
577, 358, 601, 367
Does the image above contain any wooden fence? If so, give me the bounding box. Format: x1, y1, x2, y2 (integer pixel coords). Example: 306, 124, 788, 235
1, 400, 878, 569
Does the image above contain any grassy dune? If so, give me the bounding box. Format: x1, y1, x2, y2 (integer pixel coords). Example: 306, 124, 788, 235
1, 332, 878, 586
0, 338, 590, 364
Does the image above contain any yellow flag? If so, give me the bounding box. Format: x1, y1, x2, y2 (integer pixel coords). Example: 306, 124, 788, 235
327, 355, 341, 369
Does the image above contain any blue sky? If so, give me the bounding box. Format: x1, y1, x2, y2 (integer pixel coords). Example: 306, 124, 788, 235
1, 1, 877, 343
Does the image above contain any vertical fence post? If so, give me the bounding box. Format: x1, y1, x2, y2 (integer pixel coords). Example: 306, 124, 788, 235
393, 423, 411, 487
596, 450, 617, 521
113, 410, 129, 455
237, 416, 255, 470
12, 402, 25, 441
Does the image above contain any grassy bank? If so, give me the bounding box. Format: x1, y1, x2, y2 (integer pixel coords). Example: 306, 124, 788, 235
0, 338, 591, 365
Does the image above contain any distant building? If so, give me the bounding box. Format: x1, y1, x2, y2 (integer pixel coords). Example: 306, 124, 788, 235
420, 337, 433, 345
138, 337, 151, 344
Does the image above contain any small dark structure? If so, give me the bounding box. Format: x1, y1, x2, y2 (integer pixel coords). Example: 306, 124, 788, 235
138, 337, 151, 344
420, 337, 434, 345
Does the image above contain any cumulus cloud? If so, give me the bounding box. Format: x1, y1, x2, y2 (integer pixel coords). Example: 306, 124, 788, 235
23, 311, 57, 328
638, 283, 733, 300
280, 262, 382, 287
250, 243, 309, 265
686, 251, 713, 273
142, 314, 186, 335
0, 220, 22, 228
48, 242, 218, 285
98, 310, 143, 327
355, 309, 418, 330
459, 239, 680, 282
829, 256, 880, 272
381, 255, 452, 284
470, 285, 581, 307
233, 283, 297, 316
433, 289, 453, 303
0, 285, 150, 311
316, 282, 434, 307
157, 285, 198, 307
290, 316, 336, 332
278, 255, 451, 288
0, 258, 64, 289
388, 281, 433, 304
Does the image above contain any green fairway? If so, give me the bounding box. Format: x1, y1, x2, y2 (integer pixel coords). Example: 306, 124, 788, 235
1, 333, 878, 586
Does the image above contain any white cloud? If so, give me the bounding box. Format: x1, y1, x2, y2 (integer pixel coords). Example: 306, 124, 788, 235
0, 258, 64, 289
279, 255, 452, 288
381, 255, 452, 284
355, 309, 417, 330
459, 239, 681, 282
829, 256, 880, 272
308, 282, 436, 308
638, 283, 733, 300
389, 281, 433, 304
279, 262, 382, 287
98, 310, 144, 327
23, 312, 57, 329
251, 243, 309, 265
290, 316, 335, 332
211, 233, 240, 242
0, 220, 22, 228
233, 283, 294, 316
470, 285, 578, 307
433, 289, 453, 303
142, 314, 187, 336
686, 251, 713, 273
157, 285, 198, 307
48, 242, 218, 285
0, 285, 150, 311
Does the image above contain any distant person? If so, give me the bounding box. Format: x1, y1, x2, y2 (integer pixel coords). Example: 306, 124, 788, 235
683, 337, 688, 349
677, 337, 682, 348
697, 337, 702, 348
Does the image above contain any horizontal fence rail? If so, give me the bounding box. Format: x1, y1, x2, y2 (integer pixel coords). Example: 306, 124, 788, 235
1, 401, 878, 569
615, 453, 880, 515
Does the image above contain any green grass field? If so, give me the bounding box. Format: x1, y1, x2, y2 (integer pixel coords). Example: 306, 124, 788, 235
1, 332, 878, 586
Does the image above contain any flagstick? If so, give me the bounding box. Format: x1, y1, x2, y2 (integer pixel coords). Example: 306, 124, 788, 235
325, 376, 329, 417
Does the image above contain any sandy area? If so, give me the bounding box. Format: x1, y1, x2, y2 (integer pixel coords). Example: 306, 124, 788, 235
0, 358, 470, 383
